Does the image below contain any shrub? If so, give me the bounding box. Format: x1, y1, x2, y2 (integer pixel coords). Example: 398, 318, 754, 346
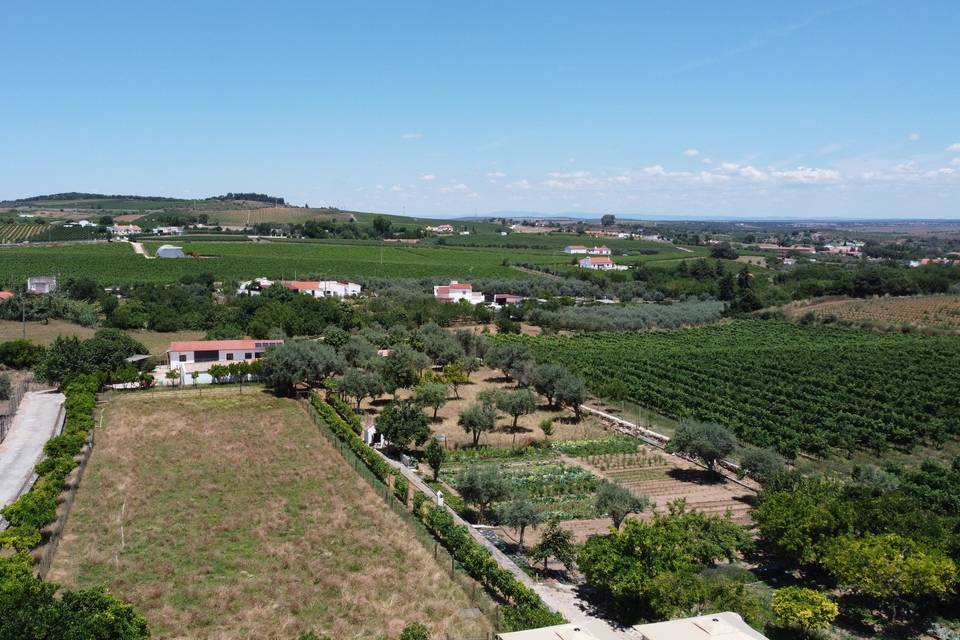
772, 586, 838, 633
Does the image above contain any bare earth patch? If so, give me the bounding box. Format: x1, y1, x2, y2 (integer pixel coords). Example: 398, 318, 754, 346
48, 388, 492, 640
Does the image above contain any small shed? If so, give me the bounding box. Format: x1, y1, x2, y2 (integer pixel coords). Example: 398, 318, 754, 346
156, 244, 185, 259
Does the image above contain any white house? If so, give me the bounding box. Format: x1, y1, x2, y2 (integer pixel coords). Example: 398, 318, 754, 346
109, 224, 142, 237
578, 256, 626, 270
166, 339, 283, 368
496, 623, 600, 640
434, 281, 485, 304
587, 245, 611, 255
26, 276, 57, 294
235, 277, 275, 295
154, 226, 184, 236
563, 245, 588, 254
284, 280, 362, 298
426, 224, 455, 234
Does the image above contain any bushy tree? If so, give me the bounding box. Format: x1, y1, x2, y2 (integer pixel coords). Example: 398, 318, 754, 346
442, 361, 469, 398
379, 345, 422, 398
455, 465, 509, 523
554, 373, 586, 420
340, 368, 384, 409
399, 622, 429, 640
771, 586, 838, 634
498, 499, 543, 549
485, 342, 531, 380
594, 481, 649, 529
496, 389, 537, 429
530, 519, 575, 574
532, 363, 566, 407
425, 438, 445, 481
414, 380, 449, 420
377, 400, 430, 451
261, 341, 342, 395
738, 447, 786, 484
822, 533, 957, 623
458, 403, 497, 447
667, 421, 736, 474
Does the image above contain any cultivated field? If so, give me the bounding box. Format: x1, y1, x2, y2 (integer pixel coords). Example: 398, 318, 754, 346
49, 389, 492, 640
786, 295, 960, 329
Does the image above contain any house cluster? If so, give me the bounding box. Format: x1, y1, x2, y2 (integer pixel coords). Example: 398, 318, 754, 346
432, 281, 526, 307
755, 243, 817, 255
909, 257, 960, 268
563, 245, 611, 255
61, 219, 97, 229
578, 256, 627, 271
109, 224, 142, 237
235, 277, 362, 298
425, 224, 455, 234
822, 241, 863, 256
153, 225, 185, 236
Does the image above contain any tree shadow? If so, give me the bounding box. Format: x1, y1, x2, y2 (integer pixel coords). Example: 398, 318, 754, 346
667, 467, 725, 485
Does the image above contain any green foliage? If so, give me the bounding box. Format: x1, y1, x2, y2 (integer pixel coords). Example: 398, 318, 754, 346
425, 438, 445, 481
538, 418, 554, 439
666, 421, 736, 472
578, 502, 751, 611
339, 367, 384, 409
495, 389, 537, 429
0, 339, 46, 369
393, 473, 409, 505
529, 519, 575, 573
262, 341, 342, 395
454, 465, 509, 524
376, 400, 430, 451
398, 622, 429, 640
497, 499, 543, 548
458, 402, 497, 447
36, 330, 146, 384
414, 380, 449, 419
738, 447, 786, 484
772, 586, 838, 633
822, 533, 957, 621
441, 361, 469, 399
553, 373, 586, 420
594, 481, 649, 529
309, 392, 391, 482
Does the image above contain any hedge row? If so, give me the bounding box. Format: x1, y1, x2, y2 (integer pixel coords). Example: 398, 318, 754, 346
326, 392, 363, 435
309, 391, 391, 482
417, 499, 565, 631
0, 375, 99, 551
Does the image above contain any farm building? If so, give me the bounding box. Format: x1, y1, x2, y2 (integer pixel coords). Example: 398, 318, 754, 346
563, 244, 588, 254
578, 256, 626, 271
156, 244, 185, 258
167, 339, 283, 367
493, 293, 524, 305
632, 612, 768, 640
153, 226, 184, 236
425, 224, 455, 234
109, 224, 142, 237
26, 276, 57, 294
434, 281, 484, 304
283, 280, 361, 298
587, 246, 611, 255
235, 277, 275, 295
756, 243, 816, 255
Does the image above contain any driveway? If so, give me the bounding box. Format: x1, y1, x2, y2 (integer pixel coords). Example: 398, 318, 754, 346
0, 391, 66, 510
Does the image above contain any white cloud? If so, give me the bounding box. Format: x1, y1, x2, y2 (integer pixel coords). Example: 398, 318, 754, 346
950, 158, 960, 167
947, 143, 960, 152
486, 171, 507, 179
440, 183, 471, 193
908, 132, 920, 141
683, 149, 700, 157
418, 173, 436, 181
400, 132, 423, 140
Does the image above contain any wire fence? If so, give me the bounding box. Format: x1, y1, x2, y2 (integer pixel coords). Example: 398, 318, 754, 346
0, 372, 34, 443
304, 402, 503, 636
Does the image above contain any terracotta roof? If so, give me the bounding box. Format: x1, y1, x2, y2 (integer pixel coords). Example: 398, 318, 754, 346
285, 280, 322, 290
0, 291, 13, 300
587, 256, 613, 264
168, 339, 283, 352
448, 282, 472, 290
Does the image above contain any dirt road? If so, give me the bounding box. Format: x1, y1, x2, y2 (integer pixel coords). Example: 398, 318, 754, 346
0, 391, 66, 509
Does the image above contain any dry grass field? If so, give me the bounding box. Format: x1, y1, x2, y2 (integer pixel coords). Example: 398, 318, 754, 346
48, 389, 493, 640
786, 295, 960, 329
0, 320, 203, 357
204, 207, 353, 226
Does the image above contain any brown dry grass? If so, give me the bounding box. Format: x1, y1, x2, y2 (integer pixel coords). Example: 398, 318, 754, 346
48, 388, 492, 640
0, 320, 203, 357
785, 295, 960, 329
358, 367, 609, 449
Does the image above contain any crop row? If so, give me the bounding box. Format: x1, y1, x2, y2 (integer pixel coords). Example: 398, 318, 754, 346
493, 320, 960, 457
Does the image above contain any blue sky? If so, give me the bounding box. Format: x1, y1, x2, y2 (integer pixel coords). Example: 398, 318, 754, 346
2, 1, 958, 218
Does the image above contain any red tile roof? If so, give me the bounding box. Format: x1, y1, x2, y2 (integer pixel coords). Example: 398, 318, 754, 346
587, 256, 613, 264
0, 291, 13, 300
285, 280, 322, 290
168, 339, 283, 352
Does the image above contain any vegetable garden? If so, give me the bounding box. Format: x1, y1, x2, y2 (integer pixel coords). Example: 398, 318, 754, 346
494, 320, 960, 457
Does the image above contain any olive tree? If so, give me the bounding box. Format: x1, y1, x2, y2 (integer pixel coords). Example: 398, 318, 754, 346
458, 403, 497, 447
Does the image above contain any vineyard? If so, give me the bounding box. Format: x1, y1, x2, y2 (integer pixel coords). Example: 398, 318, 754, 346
494, 321, 960, 457
0, 223, 43, 243
788, 295, 960, 329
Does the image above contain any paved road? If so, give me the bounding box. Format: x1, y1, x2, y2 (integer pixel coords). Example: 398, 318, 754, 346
0, 391, 66, 510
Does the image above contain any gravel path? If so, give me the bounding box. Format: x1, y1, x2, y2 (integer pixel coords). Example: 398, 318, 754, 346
0, 391, 66, 510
